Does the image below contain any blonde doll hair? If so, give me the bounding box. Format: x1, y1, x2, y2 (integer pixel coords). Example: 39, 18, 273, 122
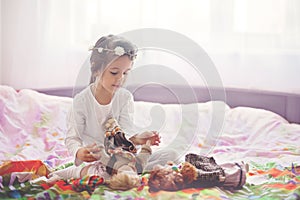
107, 172, 140, 191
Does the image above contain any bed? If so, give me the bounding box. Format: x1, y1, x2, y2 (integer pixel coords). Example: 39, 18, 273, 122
0, 84, 299, 199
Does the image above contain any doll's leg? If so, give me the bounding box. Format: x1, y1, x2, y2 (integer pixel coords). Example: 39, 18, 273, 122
144, 148, 179, 171
135, 143, 152, 173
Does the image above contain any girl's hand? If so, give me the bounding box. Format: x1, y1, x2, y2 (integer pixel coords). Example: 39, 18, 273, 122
134, 131, 161, 146
76, 143, 100, 162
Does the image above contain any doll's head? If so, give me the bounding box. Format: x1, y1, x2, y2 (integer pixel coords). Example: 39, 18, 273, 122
148, 165, 184, 192
105, 147, 143, 191
107, 171, 140, 191
148, 162, 198, 192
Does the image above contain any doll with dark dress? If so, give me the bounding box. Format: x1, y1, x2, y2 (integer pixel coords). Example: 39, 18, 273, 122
90, 118, 152, 190
148, 153, 247, 192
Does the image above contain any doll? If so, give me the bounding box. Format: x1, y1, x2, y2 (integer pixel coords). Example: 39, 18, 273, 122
185, 153, 247, 188
91, 118, 152, 190
148, 162, 223, 192
148, 153, 247, 192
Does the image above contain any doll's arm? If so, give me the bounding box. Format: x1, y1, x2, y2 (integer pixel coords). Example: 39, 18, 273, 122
135, 140, 152, 171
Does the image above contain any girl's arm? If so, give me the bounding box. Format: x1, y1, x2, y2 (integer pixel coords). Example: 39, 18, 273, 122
65, 108, 83, 155
129, 131, 161, 146
65, 103, 97, 165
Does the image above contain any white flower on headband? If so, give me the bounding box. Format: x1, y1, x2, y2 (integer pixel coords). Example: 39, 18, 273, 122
89, 45, 136, 58
114, 46, 125, 56
97, 47, 103, 53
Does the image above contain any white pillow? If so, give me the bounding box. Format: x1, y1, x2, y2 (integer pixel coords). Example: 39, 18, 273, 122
133, 101, 230, 154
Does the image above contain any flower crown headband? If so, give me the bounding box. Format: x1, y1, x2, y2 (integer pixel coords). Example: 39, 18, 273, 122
89, 45, 137, 60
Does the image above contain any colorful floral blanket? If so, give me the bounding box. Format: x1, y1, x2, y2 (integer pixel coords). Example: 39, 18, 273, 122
0, 85, 299, 199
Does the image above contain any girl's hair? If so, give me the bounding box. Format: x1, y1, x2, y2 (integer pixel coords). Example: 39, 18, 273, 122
89, 34, 138, 84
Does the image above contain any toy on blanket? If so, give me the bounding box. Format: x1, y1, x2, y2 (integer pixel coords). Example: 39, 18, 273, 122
185, 153, 247, 188
148, 153, 247, 192
148, 162, 196, 192
91, 118, 152, 190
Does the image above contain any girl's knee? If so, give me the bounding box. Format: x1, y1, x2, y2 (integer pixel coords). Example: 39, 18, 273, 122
169, 149, 180, 159
152, 148, 180, 163
162, 148, 180, 161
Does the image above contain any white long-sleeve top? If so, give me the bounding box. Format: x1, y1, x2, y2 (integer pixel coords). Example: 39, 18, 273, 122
65, 84, 135, 166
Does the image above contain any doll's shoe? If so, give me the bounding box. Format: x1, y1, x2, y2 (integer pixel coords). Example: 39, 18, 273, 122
220, 162, 247, 188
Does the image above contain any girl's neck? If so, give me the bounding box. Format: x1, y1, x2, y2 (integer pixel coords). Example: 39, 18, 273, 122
92, 84, 113, 105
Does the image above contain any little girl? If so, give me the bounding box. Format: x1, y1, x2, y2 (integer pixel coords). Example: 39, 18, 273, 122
50, 35, 178, 181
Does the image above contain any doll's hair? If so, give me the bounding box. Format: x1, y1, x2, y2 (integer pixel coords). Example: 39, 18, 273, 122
107, 172, 140, 191
148, 165, 184, 192
89, 34, 138, 84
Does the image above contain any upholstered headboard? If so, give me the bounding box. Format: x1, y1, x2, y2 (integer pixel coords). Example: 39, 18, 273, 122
38, 84, 300, 124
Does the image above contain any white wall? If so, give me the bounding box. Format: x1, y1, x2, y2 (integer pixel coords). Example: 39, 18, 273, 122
1, 0, 87, 89
1, 0, 300, 94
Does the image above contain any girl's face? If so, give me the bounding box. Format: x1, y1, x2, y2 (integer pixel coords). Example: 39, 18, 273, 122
97, 55, 132, 94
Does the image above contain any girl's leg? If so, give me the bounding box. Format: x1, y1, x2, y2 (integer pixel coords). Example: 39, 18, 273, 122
84, 163, 111, 180
144, 148, 179, 171
48, 163, 110, 183
47, 165, 84, 183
